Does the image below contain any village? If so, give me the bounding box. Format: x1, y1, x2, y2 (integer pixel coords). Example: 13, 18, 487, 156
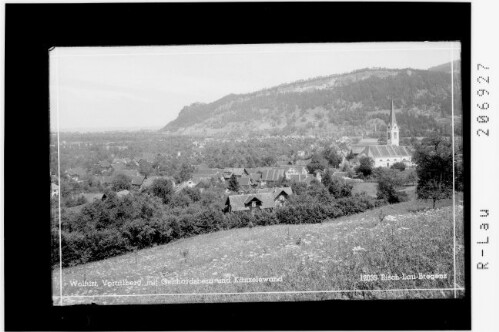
52, 103, 419, 214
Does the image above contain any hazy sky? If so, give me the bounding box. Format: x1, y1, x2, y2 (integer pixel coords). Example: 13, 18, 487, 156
49, 42, 461, 132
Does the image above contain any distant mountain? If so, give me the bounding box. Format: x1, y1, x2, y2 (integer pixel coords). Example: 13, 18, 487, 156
428, 60, 461, 74
161, 66, 462, 138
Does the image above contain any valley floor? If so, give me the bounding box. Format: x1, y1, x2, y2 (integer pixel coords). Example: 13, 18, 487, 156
52, 197, 464, 305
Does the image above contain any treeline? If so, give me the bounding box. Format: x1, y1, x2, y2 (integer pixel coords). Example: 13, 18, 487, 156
52, 178, 385, 268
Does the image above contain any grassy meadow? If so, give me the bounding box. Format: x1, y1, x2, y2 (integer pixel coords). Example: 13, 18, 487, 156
52, 194, 464, 305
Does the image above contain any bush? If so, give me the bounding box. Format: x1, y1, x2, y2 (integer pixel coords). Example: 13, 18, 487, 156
356, 156, 375, 178
57, 182, 386, 268
60, 231, 92, 267
121, 218, 156, 250
326, 177, 353, 199
377, 169, 407, 204
390, 162, 406, 171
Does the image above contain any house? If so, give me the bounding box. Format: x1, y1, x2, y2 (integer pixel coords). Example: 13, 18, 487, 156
95, 175, 113, 186
223, 168, 249, 180
295, 159, 311, 167
116, 190, 130, 198
51, 183, 59, 197
273, 187, 293, 207
249, 172, 262, 185
276, 155, 292, 166
175, 180, 196, 193
289, 174, 314, 184
111, 161, 126, 172
81, 193, 104, 202
66, 167, 86, 182
114, 169, 140, 178
225, 187, 293, 212
98, 160, 112, 168
137, 153, 157, 164
224, 193, 275, 213
102, 190, 130, 200
237, 176, 253, 189
191, 168, 222, 183
130, 175, 145, 189
260, 168, 286, 186
283, 166, 308, 179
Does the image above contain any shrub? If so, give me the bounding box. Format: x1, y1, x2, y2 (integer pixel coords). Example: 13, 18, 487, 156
356, 156, 375, 178
60, 231, 92, 267
391, 162, 406, 171
376, 168, 407, 204
88, 228, 129, 261
121, 218, 156, 250
326, 177, 353, 199
253, 209, 279, 226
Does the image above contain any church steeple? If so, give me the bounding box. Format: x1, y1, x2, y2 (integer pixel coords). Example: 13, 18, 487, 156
387, 99, 399, 146
390, 99, 397, 127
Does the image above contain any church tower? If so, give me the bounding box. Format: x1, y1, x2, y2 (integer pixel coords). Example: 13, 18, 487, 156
387, 100, 399, 146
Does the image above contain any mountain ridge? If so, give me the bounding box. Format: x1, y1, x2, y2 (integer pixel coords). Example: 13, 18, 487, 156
162, 62, 461, 138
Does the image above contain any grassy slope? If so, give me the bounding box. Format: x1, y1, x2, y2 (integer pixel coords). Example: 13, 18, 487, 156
53, 196, 464, 305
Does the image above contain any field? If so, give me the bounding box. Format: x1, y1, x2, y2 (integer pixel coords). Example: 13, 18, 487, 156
352, 182, 416, 200
352, 182, 378, 197
52, 195, 464, 305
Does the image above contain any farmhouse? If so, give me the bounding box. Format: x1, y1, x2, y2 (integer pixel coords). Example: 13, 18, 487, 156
289, 174, 314, 184
51, 183, 59, 197
223, 168, 249, 180
224, 193, 275, 213
130, 175, 146, 189
81, 193, 105, 202
66, 167, 86, 182
115, 169, 140, 178
260, 168, 286, 186
191, 168, 222, 183
175, 180, 196, 193
237, 176, 253, 189
225, 187, 293, 212
351, 100, 412, 168
284, 166, 308, 179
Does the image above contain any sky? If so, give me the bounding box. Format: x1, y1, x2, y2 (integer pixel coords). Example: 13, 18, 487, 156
49, 42, 461, 132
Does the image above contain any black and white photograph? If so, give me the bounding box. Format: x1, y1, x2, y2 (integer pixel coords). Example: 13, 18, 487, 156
49, 42, 464, 305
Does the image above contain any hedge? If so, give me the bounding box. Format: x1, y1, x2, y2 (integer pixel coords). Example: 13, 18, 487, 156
53, 194, 385, 267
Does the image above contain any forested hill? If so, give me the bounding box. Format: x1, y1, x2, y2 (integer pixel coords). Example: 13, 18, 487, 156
161, 64, 462, 138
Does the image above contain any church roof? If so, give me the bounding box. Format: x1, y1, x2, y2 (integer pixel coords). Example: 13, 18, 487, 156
363, 145, 411, 158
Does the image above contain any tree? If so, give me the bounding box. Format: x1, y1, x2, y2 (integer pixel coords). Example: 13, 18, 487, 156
404, 168, 418, 186
306, 153, 327, 174
149, 178, 174, 204
326, 177, 353, 199
227, 174, 240, 192
356, 156, 375, 178
413, 135, 453, 208
112, 174, 131, 191
377, 136, 387, 145
390, 162, 406, 171
345, 150, 355, 161
262, 155, 277, 167
291, 182, 308, 196
175, 163, 194, 184
138, 160, 153, 177
377, 168, 406, 203
322, 146, 342, 168
321, 168, 333, 188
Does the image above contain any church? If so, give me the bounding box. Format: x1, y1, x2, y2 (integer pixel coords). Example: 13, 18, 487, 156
353, 100, 413, 168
